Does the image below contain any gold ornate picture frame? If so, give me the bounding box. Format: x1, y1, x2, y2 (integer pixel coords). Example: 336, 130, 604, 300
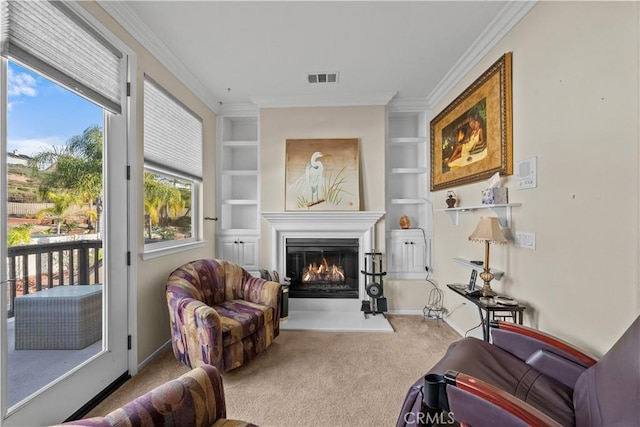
431, 52, 513, 191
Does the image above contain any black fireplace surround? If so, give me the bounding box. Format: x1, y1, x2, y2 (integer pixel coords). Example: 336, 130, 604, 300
285, 238, 359, 299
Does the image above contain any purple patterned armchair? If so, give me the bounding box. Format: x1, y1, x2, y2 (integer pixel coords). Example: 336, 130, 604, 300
166, 259, 281, 372
397, 315, 640, 426
57, 364, 256, 427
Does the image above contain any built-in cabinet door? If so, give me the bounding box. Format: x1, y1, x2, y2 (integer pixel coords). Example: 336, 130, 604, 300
387, 229, 430, 278
218, 236, 260, 272
389, 238, 409, 273
390, 239, 425, 272
406, 239, 426, 273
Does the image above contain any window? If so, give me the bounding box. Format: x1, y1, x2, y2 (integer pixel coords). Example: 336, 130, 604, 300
1, 0, 123, 114
143, 76, 202, 253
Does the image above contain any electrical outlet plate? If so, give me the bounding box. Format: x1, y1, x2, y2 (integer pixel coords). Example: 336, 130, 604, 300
515, 231, 536, 249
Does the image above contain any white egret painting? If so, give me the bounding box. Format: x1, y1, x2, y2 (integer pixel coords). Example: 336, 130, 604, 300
285, 138, 360, 211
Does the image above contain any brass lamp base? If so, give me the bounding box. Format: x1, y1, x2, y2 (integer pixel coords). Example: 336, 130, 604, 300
479, 270, 496, 297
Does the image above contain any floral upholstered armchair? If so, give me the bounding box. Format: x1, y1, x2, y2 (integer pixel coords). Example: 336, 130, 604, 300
57, 365, 256, 427
166, 259, 281, 372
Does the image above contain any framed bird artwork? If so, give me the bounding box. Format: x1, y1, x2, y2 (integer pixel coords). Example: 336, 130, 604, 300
285, 138, 360, 211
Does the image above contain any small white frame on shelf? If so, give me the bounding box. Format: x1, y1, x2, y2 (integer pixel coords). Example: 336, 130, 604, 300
436, 203, 522, 228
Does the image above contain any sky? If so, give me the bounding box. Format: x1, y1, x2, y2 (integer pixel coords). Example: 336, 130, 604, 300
7, 61, 103, 157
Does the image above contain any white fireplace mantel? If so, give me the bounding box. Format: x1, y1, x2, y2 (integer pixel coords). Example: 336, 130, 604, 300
262, 211, 385, 310
261, 211, 385, 232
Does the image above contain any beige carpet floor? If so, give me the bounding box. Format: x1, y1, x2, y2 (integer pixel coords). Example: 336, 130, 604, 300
86, 315, 460, 427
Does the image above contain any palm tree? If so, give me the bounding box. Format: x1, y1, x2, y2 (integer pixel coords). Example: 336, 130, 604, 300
36, 191, 78, 234
143, 172, 185, 239
30, 125, 103, 235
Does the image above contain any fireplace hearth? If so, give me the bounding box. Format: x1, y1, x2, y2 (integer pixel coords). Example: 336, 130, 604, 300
286, 238, 359, 299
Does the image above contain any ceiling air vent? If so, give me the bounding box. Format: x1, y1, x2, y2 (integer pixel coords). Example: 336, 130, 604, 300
307, 72, 339, 84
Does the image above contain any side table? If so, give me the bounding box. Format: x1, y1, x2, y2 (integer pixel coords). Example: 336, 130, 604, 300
447, 284, 526, 342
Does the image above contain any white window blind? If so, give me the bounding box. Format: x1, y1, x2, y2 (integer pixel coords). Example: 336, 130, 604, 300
0, 0, 123, 114
144, 77, 203, 179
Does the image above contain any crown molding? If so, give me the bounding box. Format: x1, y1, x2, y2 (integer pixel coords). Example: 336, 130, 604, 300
387, 97, 431, 112
97, 0, 221, 114
249, 92, 397, 109
218, 103, 259, 116
426, 0, 537, 108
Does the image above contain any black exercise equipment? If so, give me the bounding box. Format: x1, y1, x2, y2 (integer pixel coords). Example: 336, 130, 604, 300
360, 251, 387, 318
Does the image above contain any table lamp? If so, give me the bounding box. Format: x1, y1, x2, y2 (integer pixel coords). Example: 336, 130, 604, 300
468, 216, 507, 300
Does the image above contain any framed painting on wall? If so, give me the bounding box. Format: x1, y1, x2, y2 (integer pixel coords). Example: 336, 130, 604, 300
285, 138, 360, 211
431, 52, 513, 191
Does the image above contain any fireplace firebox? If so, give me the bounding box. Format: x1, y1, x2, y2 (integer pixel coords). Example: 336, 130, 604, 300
285, 238, 359, 299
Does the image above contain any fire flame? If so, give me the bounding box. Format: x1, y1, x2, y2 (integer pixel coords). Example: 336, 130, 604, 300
302, 258, 345, 282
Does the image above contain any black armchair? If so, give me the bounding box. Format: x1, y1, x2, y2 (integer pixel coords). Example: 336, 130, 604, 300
397, 316, 640, 426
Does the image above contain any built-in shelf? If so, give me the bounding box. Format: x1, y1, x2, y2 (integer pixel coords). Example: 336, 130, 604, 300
221, 140, 257, 146
453, 257, 504, 280
217, 113, 261, 272
436, 203, 522, 228
221, 199, 258, 205
391, 198, 428, 205
221, 170, 258, 175
391, 167, 429, 174
216, 111, 260, 232
386, 108, 431, 277
389, 136, 428, 144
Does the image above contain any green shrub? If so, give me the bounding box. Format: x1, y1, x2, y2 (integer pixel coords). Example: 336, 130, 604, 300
8, 224, 33, 246
171, 216, 192, 228
158, 226, 176, 240
8, 190, 39, 203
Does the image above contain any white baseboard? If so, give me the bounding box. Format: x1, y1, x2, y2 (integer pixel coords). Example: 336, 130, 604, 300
387, 309, 424, 315
388, 310, 465, 338
443, 318, 466, 338
137, 340, 173, 373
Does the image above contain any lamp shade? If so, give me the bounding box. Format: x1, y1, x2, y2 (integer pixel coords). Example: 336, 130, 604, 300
468, 217, 507, 245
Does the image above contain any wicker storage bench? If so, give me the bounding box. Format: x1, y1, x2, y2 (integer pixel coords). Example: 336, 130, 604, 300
14, 285, 102, 350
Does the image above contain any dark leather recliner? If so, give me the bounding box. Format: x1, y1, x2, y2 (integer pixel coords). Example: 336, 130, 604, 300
397, 315, 640, 426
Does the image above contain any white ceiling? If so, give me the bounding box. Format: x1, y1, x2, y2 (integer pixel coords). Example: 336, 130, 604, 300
106, 1, 527, 111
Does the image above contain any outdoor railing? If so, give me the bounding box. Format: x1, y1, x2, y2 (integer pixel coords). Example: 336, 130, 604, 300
6, 239, 102, 318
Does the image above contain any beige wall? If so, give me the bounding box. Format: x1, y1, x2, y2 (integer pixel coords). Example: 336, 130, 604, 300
80, 2, 217, 365
426, 1, 639, 356
259, 106, 387, 265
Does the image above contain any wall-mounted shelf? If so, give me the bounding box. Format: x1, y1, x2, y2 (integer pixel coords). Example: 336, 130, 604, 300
436, 203, 522, 228
389, 136, 428, 144
453, 257, 504, 281
391, 198, 428, 205
391, 167, 429, 174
